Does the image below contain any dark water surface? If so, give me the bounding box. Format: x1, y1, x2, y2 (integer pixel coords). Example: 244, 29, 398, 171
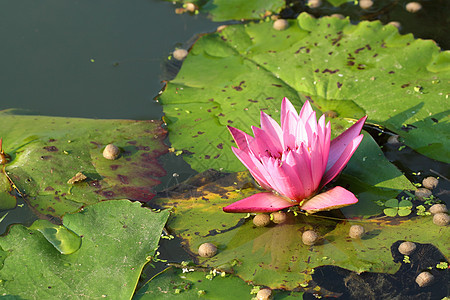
0, 0, 220, 120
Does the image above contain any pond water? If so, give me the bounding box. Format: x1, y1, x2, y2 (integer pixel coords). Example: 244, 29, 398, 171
0, 0, 448, 298
0, 0, 222, 120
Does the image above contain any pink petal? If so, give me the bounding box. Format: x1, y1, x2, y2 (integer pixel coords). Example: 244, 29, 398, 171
326, 116, 367, 172
260, 111, 283, 152
227, 126, 252, 151
282, 111, 298, 150
321, 121, 331, 172
299, 186, 358, 214
252, 126, 280, 157
303, 111, 318, 145
258, 156, 288, 193
321, 134, 364, 187
294, 145, 316, 197
223, 192, 296, 213
281, 97, 299, 126
299, 100, 314, 120
231, 147, 271, 190
309, 134, 325, 190
266, 154, 306, 200
280, 151, 306, 200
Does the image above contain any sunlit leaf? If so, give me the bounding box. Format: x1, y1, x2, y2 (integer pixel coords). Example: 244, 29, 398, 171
134, 267, 304, 299
159, 13, 450, 171
153, 170, 448, 289
0, 200, 170, 298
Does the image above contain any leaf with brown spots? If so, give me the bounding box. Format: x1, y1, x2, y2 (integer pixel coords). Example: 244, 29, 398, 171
159, 13, 449, 173
0, 112, 167, 219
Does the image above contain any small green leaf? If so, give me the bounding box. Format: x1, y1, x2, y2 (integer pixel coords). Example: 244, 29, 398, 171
29, 219, 81, 255
384, 207, 399, 217
385, 199, 400, 208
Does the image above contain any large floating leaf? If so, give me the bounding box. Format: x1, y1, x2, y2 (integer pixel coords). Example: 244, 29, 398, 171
159, 13, 450, 171
169, 0, 285, 21
0, 200, 170, 299
0, 111, 167, 218
153, 168, 436, 290
134, 266, 304, 299
0, 172, 16, 210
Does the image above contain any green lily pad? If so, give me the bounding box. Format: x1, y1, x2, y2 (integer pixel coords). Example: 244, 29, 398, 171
28, 219, 81, 255
169, 0, 285, 21
159, 13, 450, 171
0, 111, 167, 218
134, 266, 304, 299
0, 200, 170, 299
326, 0, 353, 6
153, 168, 439, 289
0, 172, 16, 210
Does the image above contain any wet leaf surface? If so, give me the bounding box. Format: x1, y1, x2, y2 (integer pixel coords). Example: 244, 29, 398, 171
0, 172, 16, 210
154, 169, 448, 290
0, 200, 170, 299
0, 111, 167, 219
134, 266, 304, 299
159, 13, 450, 172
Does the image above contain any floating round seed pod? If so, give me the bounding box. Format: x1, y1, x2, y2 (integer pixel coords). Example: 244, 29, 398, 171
302, 230, 318, 245
415, 188, 432, 200
398, 241, 416, 255
387, 134, 401, 145
184, 2, 196, 12
273, 19, 289, 31
415, 272, 434, 287
406, 2, 422, 13
359, 0, 373, 10
198, 243, 217, 258
422, 177, 438, 190
349, 225, 365, 239
103, 144, 120, 160
256, 288, 272, 300
330, 14, 345, 19
433, 213, 449, 226
217, 25, 227, 32
271, 211, 287, 224
308, 0, 322, 8
253, 214, 271, 227
173, 49, 188, 61
429, 204, 448, 215
387, 21, 401, 29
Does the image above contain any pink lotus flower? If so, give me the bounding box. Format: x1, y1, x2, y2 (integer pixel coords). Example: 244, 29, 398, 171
223, 97, 367, 214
